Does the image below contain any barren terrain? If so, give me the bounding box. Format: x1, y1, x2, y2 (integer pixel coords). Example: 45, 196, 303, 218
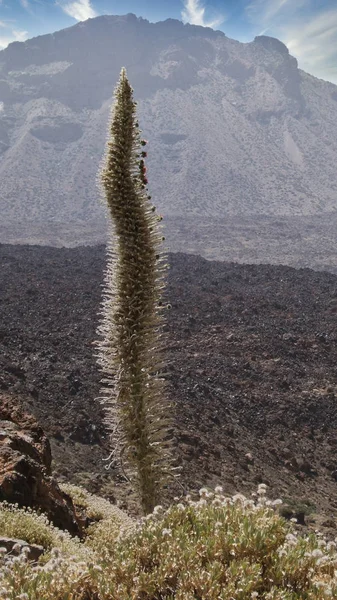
1, 243, 337, 531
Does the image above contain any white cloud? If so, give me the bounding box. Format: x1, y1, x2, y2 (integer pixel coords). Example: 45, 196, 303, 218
281, 9, 337, 83
59, 0, 97, 21
245, 0, 337, 84
0, 29, 28, 50
12, 29, 29, 41
246, 0, 303, 24
20, 0, 30, 8
181, 0, 224, 29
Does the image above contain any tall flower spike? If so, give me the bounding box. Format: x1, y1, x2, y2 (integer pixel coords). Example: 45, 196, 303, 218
97, 68, 176, 514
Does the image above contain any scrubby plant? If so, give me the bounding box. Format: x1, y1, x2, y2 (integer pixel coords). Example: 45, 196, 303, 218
1, 486, 337, 599
60, 483, 134, 552
279, 496, 316, 522
0, 501, 84, 558
95, 485, 337, 599
60, 482, 133, 524
97, 68, 175, 514
0, 546, 91, 600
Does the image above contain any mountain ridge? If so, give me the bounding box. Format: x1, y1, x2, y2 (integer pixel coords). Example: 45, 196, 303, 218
1, 14, 337, 268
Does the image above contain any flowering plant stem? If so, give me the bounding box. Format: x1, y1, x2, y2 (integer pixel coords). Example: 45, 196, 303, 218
97, 69, 174, 514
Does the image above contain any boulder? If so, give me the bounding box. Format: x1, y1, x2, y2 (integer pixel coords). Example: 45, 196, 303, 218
0, 393, 82, 536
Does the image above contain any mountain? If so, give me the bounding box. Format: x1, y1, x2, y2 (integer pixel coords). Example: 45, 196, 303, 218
1, 14, 337, 269
2, 242, 337, 529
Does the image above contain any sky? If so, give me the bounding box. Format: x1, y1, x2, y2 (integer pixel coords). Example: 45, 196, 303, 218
0, 0, 336, 84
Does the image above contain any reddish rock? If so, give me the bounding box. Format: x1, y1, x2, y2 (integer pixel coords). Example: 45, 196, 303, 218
0, 394, 82, 537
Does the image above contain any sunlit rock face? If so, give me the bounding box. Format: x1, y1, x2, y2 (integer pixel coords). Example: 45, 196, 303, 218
1, 14, 337, 243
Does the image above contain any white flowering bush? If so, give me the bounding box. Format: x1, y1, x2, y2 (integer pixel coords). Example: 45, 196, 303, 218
60, 483, 133, 525
60, 483, 135, 553
0, 502, 81, 557
1, 485, 337, 599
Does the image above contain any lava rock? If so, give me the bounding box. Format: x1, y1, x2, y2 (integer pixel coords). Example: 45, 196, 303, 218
0, 393, 82, 537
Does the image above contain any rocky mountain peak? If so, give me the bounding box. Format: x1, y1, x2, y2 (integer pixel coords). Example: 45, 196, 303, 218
1, 14, 337, 258
253, 35, 290, 55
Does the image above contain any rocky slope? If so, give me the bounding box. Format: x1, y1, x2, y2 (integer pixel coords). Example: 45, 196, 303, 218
1, 243, 337, 530
1, 15, 337, 270
0, 393, 82, 534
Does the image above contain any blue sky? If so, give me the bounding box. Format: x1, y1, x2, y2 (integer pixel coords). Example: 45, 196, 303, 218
0, 0, 336, 83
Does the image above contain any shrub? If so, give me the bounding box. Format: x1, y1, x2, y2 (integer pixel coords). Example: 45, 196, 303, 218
1, 486, 337, 599
60, 482, 134, 524
60, 483, 134, 552
0, 502, 81, 556
99, 485, 337, 599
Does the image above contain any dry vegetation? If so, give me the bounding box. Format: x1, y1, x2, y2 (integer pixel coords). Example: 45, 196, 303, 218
1, 485, 337, 598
